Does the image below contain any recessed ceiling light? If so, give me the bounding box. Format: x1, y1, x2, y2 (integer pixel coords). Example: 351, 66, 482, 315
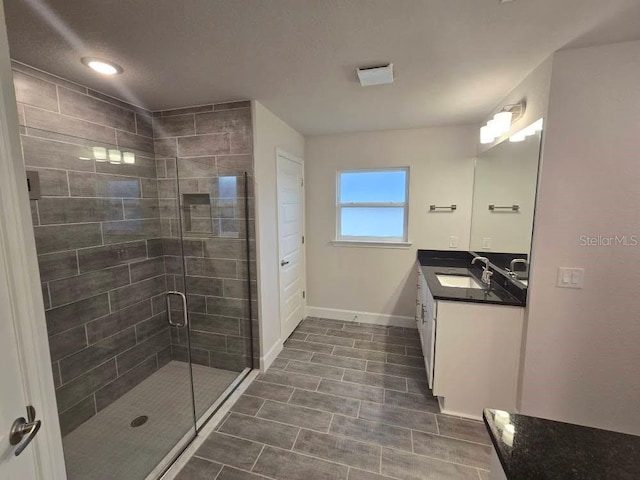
81, 57, 123, 75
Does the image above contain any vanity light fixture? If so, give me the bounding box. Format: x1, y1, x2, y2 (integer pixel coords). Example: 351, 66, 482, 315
81, 57, 123, 76
480, 101, 526, 144
509, 118, 543, 142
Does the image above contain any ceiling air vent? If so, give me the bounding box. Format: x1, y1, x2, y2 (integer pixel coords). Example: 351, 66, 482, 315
357, 64, 394, 86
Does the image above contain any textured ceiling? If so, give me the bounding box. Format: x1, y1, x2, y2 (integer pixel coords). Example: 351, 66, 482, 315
5, 0, 640, 135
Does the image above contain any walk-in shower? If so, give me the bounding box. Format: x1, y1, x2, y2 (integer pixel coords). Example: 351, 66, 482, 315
13, 61, 257, 479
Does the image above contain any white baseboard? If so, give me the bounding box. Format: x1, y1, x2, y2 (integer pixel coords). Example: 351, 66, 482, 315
437, 397, 482, 421
260, 338, 283, 372
306, 306, 415, 328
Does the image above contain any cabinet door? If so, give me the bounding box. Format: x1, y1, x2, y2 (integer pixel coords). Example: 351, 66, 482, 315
433, 301, 524, 417
416, 278, 422, 326
423, 303, 436, 389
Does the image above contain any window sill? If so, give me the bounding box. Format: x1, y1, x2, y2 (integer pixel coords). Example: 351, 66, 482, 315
331, 240, 413, 249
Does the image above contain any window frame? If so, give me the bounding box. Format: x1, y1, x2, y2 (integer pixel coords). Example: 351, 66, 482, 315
335, 167, 410, 244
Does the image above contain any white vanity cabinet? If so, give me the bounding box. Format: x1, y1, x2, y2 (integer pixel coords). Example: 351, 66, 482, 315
416, 263, 524, 419
416, 266, 436, 389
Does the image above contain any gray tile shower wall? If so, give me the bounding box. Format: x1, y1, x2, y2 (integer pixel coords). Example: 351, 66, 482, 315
153, 102, 258, 372
12, 61, 170, 436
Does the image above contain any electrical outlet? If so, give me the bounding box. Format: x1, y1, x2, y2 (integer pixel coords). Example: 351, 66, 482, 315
449, 236, 459, 248
482, 237, 492, 250
556, 267, 584, 289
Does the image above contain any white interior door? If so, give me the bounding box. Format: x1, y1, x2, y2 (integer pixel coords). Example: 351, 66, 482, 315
0, 7, 64, 477
0, 239, 39, 478
277, 150, 305, 340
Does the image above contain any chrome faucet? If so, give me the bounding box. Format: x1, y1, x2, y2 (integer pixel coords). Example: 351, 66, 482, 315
510, 258, 528, 272
472, 256, 493, 286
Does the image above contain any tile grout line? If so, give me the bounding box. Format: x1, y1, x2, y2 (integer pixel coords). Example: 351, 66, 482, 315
328, 413, 334, 433
249, 444, 266, 473
286, 387, 296, 404
290, 427, 303, 451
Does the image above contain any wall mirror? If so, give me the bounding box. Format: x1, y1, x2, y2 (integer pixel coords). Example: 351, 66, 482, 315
469, 123, 543, 271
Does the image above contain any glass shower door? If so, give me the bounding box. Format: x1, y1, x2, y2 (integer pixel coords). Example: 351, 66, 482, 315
170, 159, 256, 425
20, 124, 197, 478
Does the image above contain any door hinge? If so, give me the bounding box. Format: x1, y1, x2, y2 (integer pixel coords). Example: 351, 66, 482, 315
302, 290, 306, 299
302, 235, 305, 244
301, 178, 304, 187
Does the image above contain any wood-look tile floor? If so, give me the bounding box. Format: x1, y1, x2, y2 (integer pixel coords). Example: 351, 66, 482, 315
176, 318, 491, 480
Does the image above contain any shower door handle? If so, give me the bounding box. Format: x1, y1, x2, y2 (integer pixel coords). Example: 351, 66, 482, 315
166, 291, 189, 328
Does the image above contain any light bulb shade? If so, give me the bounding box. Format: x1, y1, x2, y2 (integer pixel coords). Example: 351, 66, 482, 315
509, 131, 526, 142
493, 111, 513, 134
480, 125, 495, 144
532, 118, 544, 132
523, 124, 537, 137
122, 152, 135, 164
93, 146, 107, 162
108, 149, 122, 164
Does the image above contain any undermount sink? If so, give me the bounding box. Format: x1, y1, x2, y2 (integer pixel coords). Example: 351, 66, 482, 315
436, 274, 484, 289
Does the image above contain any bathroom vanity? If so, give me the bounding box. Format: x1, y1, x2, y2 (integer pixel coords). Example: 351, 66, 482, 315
414, 121, 543, 419
416, 250, 526, 419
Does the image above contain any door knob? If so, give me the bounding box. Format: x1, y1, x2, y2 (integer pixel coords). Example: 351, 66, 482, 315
281, 260, 290, 266
9, 406, 41, 456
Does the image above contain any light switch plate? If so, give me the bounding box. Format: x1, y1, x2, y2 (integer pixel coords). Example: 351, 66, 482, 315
449, 236, 459, 248
556, 267, 584, 289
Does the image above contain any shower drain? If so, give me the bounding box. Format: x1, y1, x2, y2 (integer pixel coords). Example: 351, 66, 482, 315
130, 415, 148, 428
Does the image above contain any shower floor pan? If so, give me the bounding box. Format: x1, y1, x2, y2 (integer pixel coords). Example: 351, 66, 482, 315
62, 361, 241, 480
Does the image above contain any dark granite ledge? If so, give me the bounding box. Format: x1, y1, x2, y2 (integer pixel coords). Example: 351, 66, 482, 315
417, 250, 526, 307
483, 408, 640, 479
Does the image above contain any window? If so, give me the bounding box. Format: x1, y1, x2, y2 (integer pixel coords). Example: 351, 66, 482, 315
336, 168, 409, 243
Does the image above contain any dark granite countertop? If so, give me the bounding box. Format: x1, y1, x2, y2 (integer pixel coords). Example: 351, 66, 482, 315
418, 250, 525, 307
483, 408, 640, 479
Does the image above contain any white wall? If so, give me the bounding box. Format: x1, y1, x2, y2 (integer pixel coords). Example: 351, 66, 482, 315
519, 40, 640, 435
305, 126, 477, 322
252, 101, 305, 369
